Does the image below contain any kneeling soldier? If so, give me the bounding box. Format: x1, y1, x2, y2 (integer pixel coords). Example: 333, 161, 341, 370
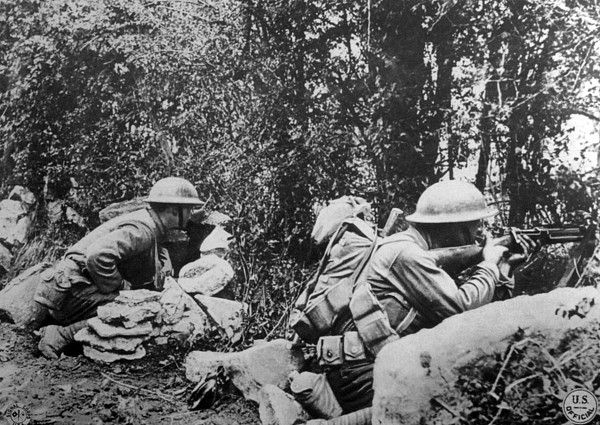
34, 177, 203, 358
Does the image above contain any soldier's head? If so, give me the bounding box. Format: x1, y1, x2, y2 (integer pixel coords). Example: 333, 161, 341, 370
147, 177, 203, 230
405, 180, 496, 248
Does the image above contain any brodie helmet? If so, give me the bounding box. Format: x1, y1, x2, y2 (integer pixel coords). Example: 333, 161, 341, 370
405, 180, 496, 224
146, 177, 202, 206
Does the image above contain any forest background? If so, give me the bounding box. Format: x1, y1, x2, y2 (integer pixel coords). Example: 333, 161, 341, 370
1, 0, 599, 341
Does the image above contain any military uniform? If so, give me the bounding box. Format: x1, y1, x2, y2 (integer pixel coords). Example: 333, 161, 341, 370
35, 207, 172, 325
326, 226, 506, 412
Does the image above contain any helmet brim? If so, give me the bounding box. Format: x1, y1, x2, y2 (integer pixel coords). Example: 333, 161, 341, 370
405, 208, 498, 224
146, 196, 204, 206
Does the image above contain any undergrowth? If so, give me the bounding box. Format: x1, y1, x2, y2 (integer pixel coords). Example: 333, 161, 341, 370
429, 323, 600, 424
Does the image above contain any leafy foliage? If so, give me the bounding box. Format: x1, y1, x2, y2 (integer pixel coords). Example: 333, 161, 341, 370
1, 0, 599, 339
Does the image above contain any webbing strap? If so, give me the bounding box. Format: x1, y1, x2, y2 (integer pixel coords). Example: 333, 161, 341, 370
395, 307, 417, 335
350, 231, 378, 291
350, 233, 418, 357
300, 222, 351, 303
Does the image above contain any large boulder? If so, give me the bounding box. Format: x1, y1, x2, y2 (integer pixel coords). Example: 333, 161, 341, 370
178, 254, 235, 295
0, 262, 51, 328
98, 198, 146, 223
185, 339, 305, 402
372, 286, 600, 425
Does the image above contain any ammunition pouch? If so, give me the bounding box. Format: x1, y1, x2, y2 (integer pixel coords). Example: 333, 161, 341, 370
350, 282, 400, 357
316, 331, 368, 367
290, 276, 353, 344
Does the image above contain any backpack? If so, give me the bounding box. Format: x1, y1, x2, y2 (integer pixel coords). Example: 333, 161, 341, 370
290, 217, 376, 344
291, 217, 417, 364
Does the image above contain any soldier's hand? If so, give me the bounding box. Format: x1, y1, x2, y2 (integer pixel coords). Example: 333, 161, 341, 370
481, 232, 509, 265
505, 234, 538, 266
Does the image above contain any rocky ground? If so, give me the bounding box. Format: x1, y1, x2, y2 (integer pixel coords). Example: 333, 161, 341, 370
0, 323, 260, 425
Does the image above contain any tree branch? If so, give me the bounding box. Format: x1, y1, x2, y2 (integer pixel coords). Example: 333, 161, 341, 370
563, 108, 600, 122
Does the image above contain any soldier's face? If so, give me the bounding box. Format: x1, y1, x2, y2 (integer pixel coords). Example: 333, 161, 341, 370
449, 220, 483, 246
179, 206, 193, 228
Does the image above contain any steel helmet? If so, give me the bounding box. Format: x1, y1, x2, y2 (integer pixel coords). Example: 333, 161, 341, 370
405, 180, 497, 223
146, 177, 203, 205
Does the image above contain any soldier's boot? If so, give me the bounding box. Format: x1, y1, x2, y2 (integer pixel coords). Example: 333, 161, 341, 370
37, 320, 88, 359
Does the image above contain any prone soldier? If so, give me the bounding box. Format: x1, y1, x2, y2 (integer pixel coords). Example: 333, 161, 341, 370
294, 180, 537, 422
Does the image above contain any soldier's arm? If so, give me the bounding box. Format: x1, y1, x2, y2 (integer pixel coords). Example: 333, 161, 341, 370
85, 223, 155, 294
390, 245, 499, 324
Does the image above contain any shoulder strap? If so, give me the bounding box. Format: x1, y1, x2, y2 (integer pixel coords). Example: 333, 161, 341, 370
350, 230, 378, 290
349, 231, 417, 356
299, 222, 351, 304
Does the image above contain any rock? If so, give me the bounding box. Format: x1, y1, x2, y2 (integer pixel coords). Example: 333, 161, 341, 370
153, 278, 211, 339
98, 198, 146, 223
194, 295, 247, 342
161, 310, 210, 337
83, 345, 146, 363
46, 200, 87, 228
115, 289, 162, 305
75, 328, 147, 353
87, 317, 153, 338
258, 384, 311, 425
0, 243, 13, 274
0, 262, 52, 328
372, 286, 600, 425
202, 211, 231, 226
178, 255, 235, 295
96, 301, 161, 328
179, 254, 222, 278
8, 186, 36, 208
185, 339, 305, 402
157, 283, 186, 325
11, 215, 32, 247
200, 226, 232, 257
0, 200, 30, 247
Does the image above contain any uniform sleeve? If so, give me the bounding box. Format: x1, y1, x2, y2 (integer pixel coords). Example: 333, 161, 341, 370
389, 246, 499, 324
85, 223, 155, 294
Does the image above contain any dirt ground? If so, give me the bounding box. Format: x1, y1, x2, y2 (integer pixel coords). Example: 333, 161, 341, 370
0, 323, 260, 425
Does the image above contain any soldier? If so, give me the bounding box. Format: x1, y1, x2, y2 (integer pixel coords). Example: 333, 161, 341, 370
319, 180, 535, 415
34, 177, 203, 359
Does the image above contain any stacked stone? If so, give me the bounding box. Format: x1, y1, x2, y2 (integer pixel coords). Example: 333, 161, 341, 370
75, 290, 161, 362
76, 278, 219, 363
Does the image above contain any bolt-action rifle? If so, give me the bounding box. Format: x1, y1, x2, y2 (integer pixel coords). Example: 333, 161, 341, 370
431, 227, 587, 274
382, 208, 589, 274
